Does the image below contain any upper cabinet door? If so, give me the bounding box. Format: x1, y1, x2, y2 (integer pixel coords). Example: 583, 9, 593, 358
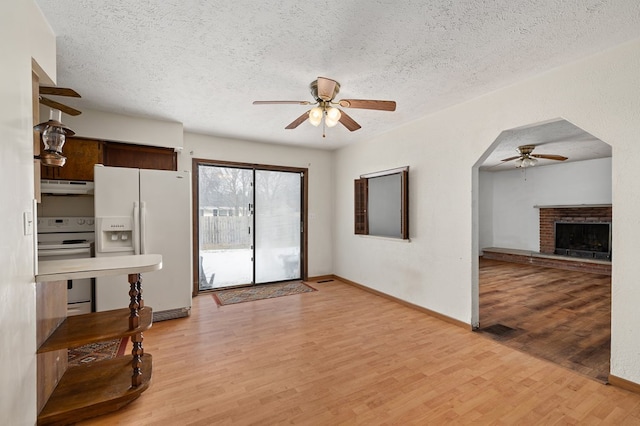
103, 142, 177, 171
40, 137, 104, 181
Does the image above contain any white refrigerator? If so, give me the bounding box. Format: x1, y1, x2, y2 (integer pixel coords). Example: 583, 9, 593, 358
94, 165, 192, 320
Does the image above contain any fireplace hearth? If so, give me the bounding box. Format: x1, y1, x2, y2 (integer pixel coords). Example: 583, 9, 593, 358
482, 206, 612, 275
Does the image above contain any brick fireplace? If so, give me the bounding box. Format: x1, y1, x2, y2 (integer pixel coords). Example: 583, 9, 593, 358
538, 205, 612, 255
482, 205, 612, 275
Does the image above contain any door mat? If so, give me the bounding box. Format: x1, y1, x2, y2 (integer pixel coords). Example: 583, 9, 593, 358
212, 281, 317, 306
68, 336, 129, 367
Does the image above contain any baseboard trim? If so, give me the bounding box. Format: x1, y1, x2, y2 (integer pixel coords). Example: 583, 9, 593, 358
333, 275, 471, 330
608, 374, 640, 394
306, 274, 335, 283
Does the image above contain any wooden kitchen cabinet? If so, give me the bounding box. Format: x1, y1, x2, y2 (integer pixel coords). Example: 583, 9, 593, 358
103, 142, 177, 171
40, 137, 103, 181
40, 138, 178, 181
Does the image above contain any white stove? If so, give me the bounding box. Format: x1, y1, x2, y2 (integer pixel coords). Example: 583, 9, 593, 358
37, 216, 95, 315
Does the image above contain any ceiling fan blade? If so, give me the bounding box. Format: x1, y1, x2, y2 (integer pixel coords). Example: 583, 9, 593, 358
39, 86, 81, 98
285, 111, 309, 129
500, 156, 521, 162
39, 97, 82, 116
338, 110, 361, 132
253, 100, 311, 105
338, 99, 396, 111
531, 154, 568, 161
317, 77, 338, 101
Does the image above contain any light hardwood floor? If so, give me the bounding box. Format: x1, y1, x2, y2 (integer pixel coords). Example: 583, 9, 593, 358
78, 278, 640, 425
478, 258, 611, 383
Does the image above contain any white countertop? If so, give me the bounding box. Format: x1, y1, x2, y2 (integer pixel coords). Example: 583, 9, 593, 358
36, 254, 163, 282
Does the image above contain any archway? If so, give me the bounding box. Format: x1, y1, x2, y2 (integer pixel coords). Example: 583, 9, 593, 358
472, 118, 612, 382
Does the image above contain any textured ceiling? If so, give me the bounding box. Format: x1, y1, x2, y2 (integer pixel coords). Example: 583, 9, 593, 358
35, 0, 640, 151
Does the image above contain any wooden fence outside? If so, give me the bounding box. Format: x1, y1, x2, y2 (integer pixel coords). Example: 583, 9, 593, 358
199, 216, 251, 250
199, 214, 300, 250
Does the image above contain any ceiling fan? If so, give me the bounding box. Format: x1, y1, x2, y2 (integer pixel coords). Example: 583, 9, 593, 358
253, 77, 396, 136
39, 86, 82, 116
502, 145, 568, 168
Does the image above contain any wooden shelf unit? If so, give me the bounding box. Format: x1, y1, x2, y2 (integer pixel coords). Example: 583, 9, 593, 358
38, 354, 153, 426
37, 307, 152, 353
36, 272, 154, 426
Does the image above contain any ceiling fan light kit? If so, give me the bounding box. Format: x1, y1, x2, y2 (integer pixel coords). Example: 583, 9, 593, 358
253, 76, 396, 137
515, 157, 538, 168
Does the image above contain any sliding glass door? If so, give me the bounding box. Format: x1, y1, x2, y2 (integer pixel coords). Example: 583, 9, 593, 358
197, 165, 253, 289
255, 170, 301, 283
196, 162, 304, 290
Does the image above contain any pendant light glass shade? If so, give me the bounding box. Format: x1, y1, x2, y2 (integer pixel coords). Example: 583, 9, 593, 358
41, 125, 68, 154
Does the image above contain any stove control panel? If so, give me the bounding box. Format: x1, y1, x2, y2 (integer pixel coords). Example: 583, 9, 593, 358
37, 217, 96, 234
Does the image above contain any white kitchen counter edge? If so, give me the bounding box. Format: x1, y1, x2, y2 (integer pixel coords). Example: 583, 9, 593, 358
36, 254, 163, 282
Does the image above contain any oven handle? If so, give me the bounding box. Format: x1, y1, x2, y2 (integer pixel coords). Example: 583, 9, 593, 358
38, 248, 92, 257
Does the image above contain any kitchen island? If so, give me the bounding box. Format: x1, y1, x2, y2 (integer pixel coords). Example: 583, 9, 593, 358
35, 254, 162, 426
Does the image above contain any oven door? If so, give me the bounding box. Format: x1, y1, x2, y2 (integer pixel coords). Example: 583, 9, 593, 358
38, 245, 93, 315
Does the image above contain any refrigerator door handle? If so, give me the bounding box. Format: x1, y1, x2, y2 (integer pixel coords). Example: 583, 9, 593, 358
140, 201, 147, 255
133, 201, 140, 255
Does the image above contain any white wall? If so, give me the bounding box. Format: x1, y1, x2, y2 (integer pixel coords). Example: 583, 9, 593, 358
59, 107, 184, 149
1, 2, 56, 424
480, 157, 612, 251
181, 133, 334, 278
478, 171, 494, 249
333, 39, 640, 384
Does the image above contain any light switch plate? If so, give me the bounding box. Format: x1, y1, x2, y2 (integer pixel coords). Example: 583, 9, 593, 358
23, 211, 33, 236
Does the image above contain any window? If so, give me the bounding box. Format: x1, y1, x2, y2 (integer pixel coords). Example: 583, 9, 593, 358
355, 167, 409, 239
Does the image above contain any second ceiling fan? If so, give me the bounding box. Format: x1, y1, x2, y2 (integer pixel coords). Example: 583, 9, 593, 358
502, 145, 568, 168
253, 77, 396, 136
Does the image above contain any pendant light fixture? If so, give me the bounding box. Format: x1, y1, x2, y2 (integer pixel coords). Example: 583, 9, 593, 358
34, 109, 75, 167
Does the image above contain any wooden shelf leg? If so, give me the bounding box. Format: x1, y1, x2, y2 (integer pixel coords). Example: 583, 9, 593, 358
137, 275, 144, 309
131, 332, 144, 387
128, 273, 141, 330
128, 273, 146, 387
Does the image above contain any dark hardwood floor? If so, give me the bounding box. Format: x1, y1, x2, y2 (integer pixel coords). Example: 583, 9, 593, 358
478, 257, 611, 382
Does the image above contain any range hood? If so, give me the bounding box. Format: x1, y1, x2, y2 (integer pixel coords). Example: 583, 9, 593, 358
41, 179, 94, 195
